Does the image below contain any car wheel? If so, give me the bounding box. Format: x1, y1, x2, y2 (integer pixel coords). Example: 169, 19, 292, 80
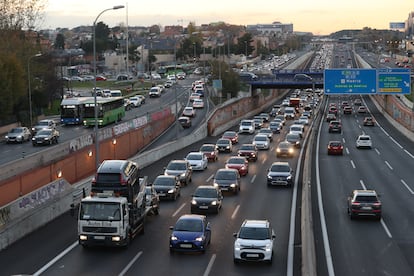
233, 258, 240, 264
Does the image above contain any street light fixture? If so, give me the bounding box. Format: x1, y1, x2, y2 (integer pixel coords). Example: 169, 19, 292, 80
28, 53, 42, 128
93, 5, 124, 169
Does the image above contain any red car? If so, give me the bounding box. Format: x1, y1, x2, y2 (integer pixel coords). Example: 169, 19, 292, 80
225, 156, 249, 176
237, 144, 258, 162
96, 75, 107, 81
199, 143, 218, 162
327, 141, 343, 155
221, 131, 238, 144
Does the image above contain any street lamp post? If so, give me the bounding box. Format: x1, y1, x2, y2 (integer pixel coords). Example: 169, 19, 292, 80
93, 5, 124, 169
28, 53, 42, 128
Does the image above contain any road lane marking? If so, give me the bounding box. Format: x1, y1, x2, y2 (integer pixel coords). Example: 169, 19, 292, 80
32, 241, 78, 276
384, 161, 393, 170
231, 205, 240, 219
203, 254, 216, 276
172, 203, 186, 217
359, 179, 367, 190
375, 148, 380, 155
350, 160, 356, 169
381, 220, 393, 239
400, 179, 414, 194
250, 174, 256, 184
118, 251, 143, 276
404, 149, 414, 158
206, 174, 214, 182
345, 148, 350, 155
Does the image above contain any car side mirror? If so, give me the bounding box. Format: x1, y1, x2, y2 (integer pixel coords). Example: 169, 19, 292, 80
233, 233, 238, 238
169, 226, 174, 230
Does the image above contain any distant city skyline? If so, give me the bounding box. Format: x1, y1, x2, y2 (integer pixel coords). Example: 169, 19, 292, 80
42, 0, 413, 35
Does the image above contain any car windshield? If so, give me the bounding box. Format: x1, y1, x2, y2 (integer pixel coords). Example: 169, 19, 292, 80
37, 121, 50, 126
217, 139, 229, 145
255, 136, 267, 141
37, 129, 52, 135
355, 195, 378, 202
187, 154, 202, 160
238, 227, 270, 240
228, 158, 245, 164
10, 128, 23, 133
167, 162, 186, 170
200, 145, 214, 152
215, 171, 236, 180
240, 145, 255, 150
153, 177, 175, 186
270, 164, 290, 172
174, 219, 203, 232
223, 131, 236, 137
194, 188, 218, 198
286, 134, 299, 141
241, 121, 252, 126
359, 137, 370, 141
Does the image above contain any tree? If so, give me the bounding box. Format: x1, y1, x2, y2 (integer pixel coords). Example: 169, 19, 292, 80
236, 33, 254, 56
54, 33, 65, 49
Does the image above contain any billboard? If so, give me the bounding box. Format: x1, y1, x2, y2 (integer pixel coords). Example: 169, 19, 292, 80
389, 22, 405, 29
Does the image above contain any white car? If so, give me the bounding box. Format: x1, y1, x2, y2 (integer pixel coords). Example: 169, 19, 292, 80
129, 96, 142, 107
289, 124, 304, 138
192, 99, 204, 109
239, 119, 255, 134
185, 152, 208, 171
189, 93, 201, 102
356, 134, 372, 149
298, 116, 309, 125
252, 134, 270, 150
182, 106, 196, 117
233, 219, 275, 264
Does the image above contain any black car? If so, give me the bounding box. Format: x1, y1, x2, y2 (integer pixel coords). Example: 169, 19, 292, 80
145, 185, 160, 215
347, 190, 382, 220
32, 128, 60, 146
191, 185, 223, 214
216, 138, 232, 153
328, 120, 342, 133
213, 168, 241, 194
152, 175, 181, 200
267, 161, 294, 187
237, 144, 258, 162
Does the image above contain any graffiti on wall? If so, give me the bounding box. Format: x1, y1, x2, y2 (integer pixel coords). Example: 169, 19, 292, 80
70, 134, 94, 152
18, 179, 67, 210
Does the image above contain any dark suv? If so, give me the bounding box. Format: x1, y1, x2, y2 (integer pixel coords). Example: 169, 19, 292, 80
347, 190, 382, 220
213, 168, 241, 194
328, 120, 342, 133
267, 161, 294, 187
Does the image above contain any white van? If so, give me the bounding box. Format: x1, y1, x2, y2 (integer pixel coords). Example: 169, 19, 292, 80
149, 86, 161, 97
110, 90, 122, 97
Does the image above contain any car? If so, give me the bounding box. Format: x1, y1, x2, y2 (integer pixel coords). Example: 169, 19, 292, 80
157, 84, 165, 93
258, 113, 270, 122
298, 116, 309, 125
123, 98, 132, 110
239, 119, 255, 134
326, 113, 337, 122
5, 127, 31, 143
341, 101, 350, 108
328, 106, 338, 115
347, 190, 382, 220
363, 116, 375, 126
356, 134, 372, 149
276, 141, 294, 157
289, 124, 304, 138
145, 185, 160, 215
169, 214, 211, 253
129, 96, 142, 107
252, 134, 270, 150
192, 99, 204, 109
221, 131, 239, 144
199, 143, 218, 162
182, 106, 196, 117
233, 219, 275, 264
275, 115, 285, 125
149, 86, 162, 97
269, 121, 282, 134
328, 120, 342, 133
136, 94, 146, 104
213, 168, 241, 194
258, 128, 273, 141
357, 106, 367, 114
31, 119, 56, 135
302, 110, 312, 119
189, 92, 201, 102
237, 144, 258, 162
266, 161, 294, 187
253, 117, 264, 129
70, 76, 84, 82
151, 72, 161, 80
185, 152, 208, 171
216, 138, 232, 153
285, 133, 301, 148
343, 106, 353, 114
353, 98, 362, 106
164, 80, 174, 88
269, 107, 280, 117
327, 141, 343, 155
178, 116, 192, 128
95, 75, 107, 81
225, 156, 249, 176
31, 128, 60, 146
191, 186, 223, 214
164, 160, 192, 185
152, 175, 181, 200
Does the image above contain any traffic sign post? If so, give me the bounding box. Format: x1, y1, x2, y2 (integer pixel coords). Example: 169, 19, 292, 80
377, 68, 411, 94
324, 69, 377, 94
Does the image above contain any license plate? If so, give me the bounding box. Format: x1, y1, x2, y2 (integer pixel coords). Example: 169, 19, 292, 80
361, 206, 372, 210
180, 244, 192, 248
94, 236, 105, 240
221, 187, 228, 191
199, 206, 208, 209
158, 193, 165, 196
246, 253, 259, 257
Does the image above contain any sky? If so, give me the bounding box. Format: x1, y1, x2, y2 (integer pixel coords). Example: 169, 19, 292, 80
42, 0, 413, 35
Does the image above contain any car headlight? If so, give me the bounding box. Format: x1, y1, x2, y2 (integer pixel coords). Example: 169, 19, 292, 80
17, 135, 22, 139
5, 136, 8, 139
168, 189, 175, 194
287, 175, 292, 180
265, 242, 273, 251
226, 146, 230, 149
213, 183, 218, 187
191, 199, 197, 205
276, 148, 281, 152
211, 201, 217, 206
170, 235, 178, 241
230, 183, 236, 188
267, 175, 272, 179
195, 236, 204, 242
289, 148, 294, 153
180, 173, 186, 178
234, 241, 241, 250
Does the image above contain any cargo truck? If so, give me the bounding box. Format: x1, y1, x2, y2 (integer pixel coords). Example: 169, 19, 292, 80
289, 97, 301, 112
78, 160, 148, 248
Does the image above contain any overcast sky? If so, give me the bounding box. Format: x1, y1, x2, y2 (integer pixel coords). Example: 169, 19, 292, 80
42, 0, 413, 35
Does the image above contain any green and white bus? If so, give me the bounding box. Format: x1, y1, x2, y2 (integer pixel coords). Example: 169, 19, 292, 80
83, 97, 125, 127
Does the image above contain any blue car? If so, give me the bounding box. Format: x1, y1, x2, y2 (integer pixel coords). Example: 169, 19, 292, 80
169, 214, 211, 253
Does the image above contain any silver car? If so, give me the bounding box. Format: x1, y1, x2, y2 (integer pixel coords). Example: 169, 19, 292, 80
5, 127, 31, 143
252, 134, 270, 150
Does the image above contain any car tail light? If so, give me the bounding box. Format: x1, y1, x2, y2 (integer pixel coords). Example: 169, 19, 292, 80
120, 175, 128, 185
352, 201, 360, 206
91, 175, 97, 186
